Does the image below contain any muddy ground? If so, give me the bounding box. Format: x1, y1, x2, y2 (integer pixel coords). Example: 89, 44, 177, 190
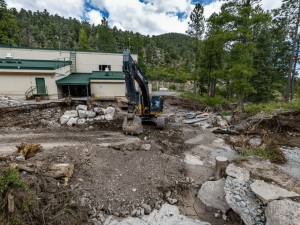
0, 96, 300, 225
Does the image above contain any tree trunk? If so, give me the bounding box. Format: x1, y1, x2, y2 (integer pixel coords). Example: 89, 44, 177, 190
239, 95, 245, 113
286, 2, 300, 103
291, 40, 300, 100
207, 76, 210, 97
215, 156, 229, 180
212, 77, 217, 97
193, 80, 196, 102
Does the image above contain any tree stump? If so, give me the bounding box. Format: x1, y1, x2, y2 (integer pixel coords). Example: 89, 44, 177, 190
215, 156, 229, 180
8, 193, 14, 213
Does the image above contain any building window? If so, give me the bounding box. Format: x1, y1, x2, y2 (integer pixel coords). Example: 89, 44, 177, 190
99, 65, 111, 71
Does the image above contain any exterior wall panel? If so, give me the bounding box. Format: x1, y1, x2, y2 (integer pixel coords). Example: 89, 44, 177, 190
90, 81, 125, 97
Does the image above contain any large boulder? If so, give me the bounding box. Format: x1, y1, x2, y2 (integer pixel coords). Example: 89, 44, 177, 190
250, 180, 300, 204
86, 110, 96, 118
78, 110, 87, 118
110, 138, 142, 151
226, 164, 250, 181
104, 204, 210, 225
76, 105, 87, 111
265, 199, 300, 225
60, 115, 70, 125
64, 110, 78, 118
197, 178, 230, 212
67, 118, 78, 126
94, 115, 105, 121
224, 176, 265, 225
105, 114, 114, 121
104, 107, 115, 117
77, 118, 86, 125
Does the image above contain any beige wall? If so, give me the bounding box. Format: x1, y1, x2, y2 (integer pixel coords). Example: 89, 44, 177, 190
0, 73, 58, 100
0, 48, 138, 73
90, 80, 125, 97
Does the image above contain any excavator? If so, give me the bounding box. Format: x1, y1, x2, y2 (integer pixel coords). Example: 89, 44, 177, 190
122, 49, 165, 135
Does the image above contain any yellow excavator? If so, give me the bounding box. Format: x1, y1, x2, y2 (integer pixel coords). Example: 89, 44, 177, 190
122, 49, 165, 135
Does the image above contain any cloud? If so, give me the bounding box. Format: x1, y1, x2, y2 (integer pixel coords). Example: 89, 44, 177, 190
6, 0, 85, 19
5, 0, 284, 35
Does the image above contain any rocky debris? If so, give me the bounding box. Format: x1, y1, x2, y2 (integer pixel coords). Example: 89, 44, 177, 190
141, 204, 152, 214
141, 144, 151, 151
250, 180, 300, 204
60, 115, 70, 124
104, 204, 210, 225
15, 156, 25, 162
105, 107, 115, 117
76, 105, 87, 111
198, 178, 230, 212
226, 164, 250, 181
64, 110, 78, 118
67, 118, 78, 126
94, 107, 105, 115
44, 163, 74, 179
94, 115, 104, 121
265, 199, 300, 225
105, 114, 113, 121
224, 176, 265, 225
0, 95, 24, 108
167, 197, 178, 204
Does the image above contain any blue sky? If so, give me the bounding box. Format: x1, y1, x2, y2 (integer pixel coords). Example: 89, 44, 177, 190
6, 0, 283, 35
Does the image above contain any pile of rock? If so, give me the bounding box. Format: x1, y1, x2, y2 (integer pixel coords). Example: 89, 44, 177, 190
198, 163, 300, 225
0, 95, 24, 108
60, 104, 115, 126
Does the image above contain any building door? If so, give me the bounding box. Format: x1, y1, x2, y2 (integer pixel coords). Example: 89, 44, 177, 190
36, 78, 46, 94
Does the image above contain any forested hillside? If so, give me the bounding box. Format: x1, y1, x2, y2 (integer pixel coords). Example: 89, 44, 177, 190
0, 0, 300, 106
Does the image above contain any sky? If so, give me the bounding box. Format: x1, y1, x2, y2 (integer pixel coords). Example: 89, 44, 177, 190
6, 0, 283, 36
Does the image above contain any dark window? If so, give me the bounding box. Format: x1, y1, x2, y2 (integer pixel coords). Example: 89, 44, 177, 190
99, 65, 111, 71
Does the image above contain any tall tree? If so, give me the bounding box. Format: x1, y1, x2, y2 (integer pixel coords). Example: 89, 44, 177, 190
77, 28, 91, 50
0, 0, 17, 43
186, 3, 205, 102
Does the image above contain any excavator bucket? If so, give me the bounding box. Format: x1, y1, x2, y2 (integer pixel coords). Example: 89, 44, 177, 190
122, 115, 143, 135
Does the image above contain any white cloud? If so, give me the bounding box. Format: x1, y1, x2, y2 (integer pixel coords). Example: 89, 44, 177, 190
6, 0, 85, 19
5, 0, 284, 35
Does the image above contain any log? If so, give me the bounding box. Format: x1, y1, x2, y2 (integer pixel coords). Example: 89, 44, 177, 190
8, 193, 14, 213
44, 164, 74, 179
10, 163, 35, 173
215, 156, 229, 180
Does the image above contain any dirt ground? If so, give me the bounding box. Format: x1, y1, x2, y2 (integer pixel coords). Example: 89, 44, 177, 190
1, 97, 300, 225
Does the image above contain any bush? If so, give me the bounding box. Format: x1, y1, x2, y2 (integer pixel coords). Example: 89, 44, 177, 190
169, 84, 177, 90
298, 86, 300, 98
202, 96, 227, 107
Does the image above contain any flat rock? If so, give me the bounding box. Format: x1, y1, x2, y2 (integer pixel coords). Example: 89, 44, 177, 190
265, 199, 300, 225
67, 118, 78, 126
141, 144, 151, 151
104, 204, 210, 225
197, 178, 230, 212
60, 115, 70, 124
250, 180, 300, 204
226, 164, 250, 181
64, 110, 78, 118
110, 138, 142, 151
76, 105, 87, 111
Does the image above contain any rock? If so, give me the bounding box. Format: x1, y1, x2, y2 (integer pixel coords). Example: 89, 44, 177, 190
86, 110, 96, 118
250, 180, 300, 204
167, 197, 177, 205
141, 144, 151, 151
131, 209, 137, 217
165, 190, 171, 197
141, 204, 151, 214
225, 164, 250, 181
64, 110, 78, 118
104, 107, 115, 117
224, 176, 261, 225
78, 110, 87, 118
76, 105, 87, 111
186, 177, 194, 183
67, 118, 78, 126
197, 178, 230, 212
77, 118, 86, 125
104, 204, 210, 225
94, 107, 105, 115
60, 115, 70, 124
94, 115, 105, 121
265, 199, 300, 225
105, 114, 114, 121
110, 138, 142, 151
140, 207, 145, 216
16, 156, 25, 162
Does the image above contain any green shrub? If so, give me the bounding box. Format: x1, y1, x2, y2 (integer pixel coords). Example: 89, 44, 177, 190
297, 86, 300, 98
169, 84, 177, 90
202, 96, 227, 107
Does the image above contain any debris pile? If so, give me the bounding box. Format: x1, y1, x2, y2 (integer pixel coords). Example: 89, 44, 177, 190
60, 104, 116, 125
0, 95, 24, 108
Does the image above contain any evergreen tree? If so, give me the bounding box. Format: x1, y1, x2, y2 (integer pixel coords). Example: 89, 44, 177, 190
77, 28, 91, 50
0, 0, 17, 43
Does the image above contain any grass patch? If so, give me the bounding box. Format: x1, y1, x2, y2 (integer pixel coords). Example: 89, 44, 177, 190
222, 111, 233, 116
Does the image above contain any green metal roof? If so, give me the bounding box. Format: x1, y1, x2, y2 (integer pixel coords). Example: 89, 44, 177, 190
56, 71, 125, 86
90, 71, 125, 80
0, 59, 71, 70
56, 73, 91, 85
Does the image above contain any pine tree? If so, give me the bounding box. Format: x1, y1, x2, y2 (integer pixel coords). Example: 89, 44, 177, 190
0, 0, 17, 43
77, 28, 91, 50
